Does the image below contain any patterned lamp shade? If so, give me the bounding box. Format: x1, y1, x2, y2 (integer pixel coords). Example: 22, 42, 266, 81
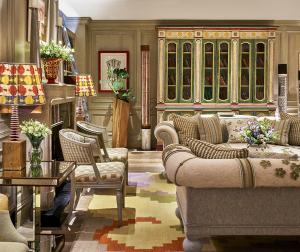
75, 74, 96, 97
14, 63, 45, 105
0, 63, 46, 105
0, 63, 18, 105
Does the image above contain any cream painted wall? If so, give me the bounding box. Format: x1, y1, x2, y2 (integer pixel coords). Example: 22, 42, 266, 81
65, 19, 300, 149
60, 0, 300, 20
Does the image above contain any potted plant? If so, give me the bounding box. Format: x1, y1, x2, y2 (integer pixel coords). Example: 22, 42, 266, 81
40, 41, 74, 84
20, 119, 51, 176
107, 67, 133, 147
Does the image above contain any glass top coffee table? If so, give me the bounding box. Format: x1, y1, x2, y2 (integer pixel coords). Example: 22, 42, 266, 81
0, 161, 76, 251
0, 161, 75, 186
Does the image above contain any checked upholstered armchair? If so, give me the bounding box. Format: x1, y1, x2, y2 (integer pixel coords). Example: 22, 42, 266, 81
59, 129, 125, 225
76, 121, 129, 185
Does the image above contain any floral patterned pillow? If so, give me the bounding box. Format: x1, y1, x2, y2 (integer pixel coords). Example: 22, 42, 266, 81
225, 118, 254, 143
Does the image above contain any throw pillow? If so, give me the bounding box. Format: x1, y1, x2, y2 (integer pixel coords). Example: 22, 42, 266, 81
225, 118, 253, 143
172, 114, 200, 146
280, 112, 300, 145
270, 119, 291, 146
197, 115, 223, 144
187, 138, 249, 159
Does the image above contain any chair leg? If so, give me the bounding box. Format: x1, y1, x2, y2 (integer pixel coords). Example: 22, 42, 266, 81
116, 189, 123, 226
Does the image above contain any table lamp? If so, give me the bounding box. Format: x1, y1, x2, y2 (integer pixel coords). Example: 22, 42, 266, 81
0, 62, 46, 172
75, 74, 96, 121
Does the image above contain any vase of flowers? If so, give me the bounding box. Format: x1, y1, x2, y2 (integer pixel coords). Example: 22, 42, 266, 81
240, 119, 278, 148
40, 41, 74, 84
20, 120, 51, 176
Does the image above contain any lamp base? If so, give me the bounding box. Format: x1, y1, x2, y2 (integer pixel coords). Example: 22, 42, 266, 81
3, 140, 26, 171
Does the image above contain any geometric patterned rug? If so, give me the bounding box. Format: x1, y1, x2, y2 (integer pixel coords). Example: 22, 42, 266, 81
68, 172, 300, 252
92, 172, 186, 251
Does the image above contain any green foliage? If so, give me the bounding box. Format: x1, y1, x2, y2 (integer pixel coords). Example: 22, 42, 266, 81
106, 67, 133, 102
40, 41, 74, 61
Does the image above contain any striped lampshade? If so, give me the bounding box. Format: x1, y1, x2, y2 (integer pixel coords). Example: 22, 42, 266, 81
75, 74, 96, 97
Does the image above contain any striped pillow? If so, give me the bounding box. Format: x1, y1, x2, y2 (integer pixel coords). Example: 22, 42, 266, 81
270, 119, 291, 146
280, 113, 300, 145
187, 138, 249, 159
172, 114, 200, 146
197, 115, 223, 144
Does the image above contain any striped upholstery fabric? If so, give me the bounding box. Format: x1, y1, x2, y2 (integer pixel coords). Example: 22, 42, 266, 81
197, 115, 223, 144
271, 119, 291, 146
187, 138, 249, 159
76, 162, 124, 182
172, 114, 200, 146
280, 113, 300, 146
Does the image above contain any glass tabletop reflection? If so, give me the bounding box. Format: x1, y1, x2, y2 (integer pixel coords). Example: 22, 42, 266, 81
0, 161, 76, 186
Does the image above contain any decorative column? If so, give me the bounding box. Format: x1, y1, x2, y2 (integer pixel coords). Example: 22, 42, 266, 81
231, 36, 239, 104
268, 38, 275, 103
194, 35, 202, 103
278, 64, 288, 113
141, 45, 151, 150
157, 37, 165, 104
29, 0, 41, 68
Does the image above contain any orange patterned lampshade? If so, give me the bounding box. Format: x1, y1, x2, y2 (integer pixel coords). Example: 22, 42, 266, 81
75, 74, 96, 97
0, 63, 46, 105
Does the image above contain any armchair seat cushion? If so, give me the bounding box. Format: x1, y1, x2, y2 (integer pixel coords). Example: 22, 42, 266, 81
102, 148, 128, 163
0, 242, 29, 252
76, 162, 125, 182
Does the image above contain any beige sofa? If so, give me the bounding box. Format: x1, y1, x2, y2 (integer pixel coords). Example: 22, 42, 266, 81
155, 116, 300, 252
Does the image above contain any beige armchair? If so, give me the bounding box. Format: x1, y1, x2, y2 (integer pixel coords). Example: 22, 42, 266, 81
59, 129, 125, 225
76, 121, 129, 185
0, 194, 29, 252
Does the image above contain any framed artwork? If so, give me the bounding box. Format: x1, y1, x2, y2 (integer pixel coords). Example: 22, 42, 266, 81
98, 51, 129, 93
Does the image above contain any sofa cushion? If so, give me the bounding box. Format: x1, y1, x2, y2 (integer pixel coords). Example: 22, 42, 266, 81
272, 119, 291, 146
172, 114, 200, 145
0, 242, 29, 252
188, 138, 249, 159
197, 115, 223, 144
280, 112, 300, 146
225, 118, 255, 143
222, 143, 299, 160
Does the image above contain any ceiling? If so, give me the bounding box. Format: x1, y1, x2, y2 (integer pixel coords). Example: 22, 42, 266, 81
59, 0, 300, 20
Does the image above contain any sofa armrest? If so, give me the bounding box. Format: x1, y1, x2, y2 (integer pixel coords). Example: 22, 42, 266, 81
0, 210, 28, 245
154, 121, 179, 147
0, 194, 8, 211
162, 144, 244, 188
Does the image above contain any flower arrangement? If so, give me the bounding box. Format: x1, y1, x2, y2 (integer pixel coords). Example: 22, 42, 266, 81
107, 67, 133, 102
20, 120, 51, 175
40, 41, 74, 61
240, 119, 278, 148
20, 119, 51, 143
